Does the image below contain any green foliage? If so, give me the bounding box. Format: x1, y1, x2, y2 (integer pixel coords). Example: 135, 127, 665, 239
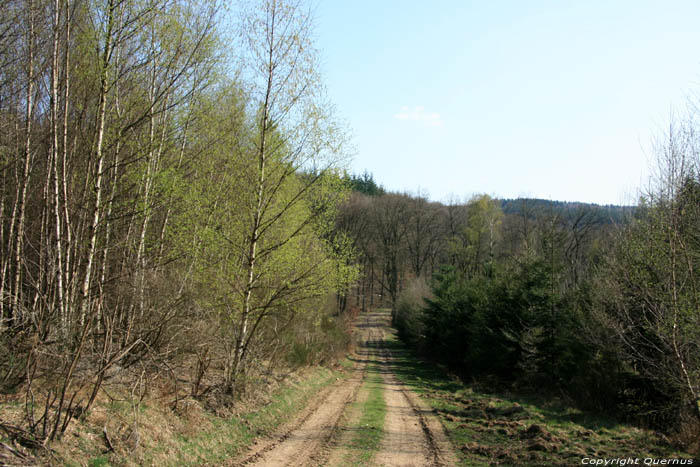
339, 175, 698, 438
386, 329, 692, 465
490, 258, 589, 387
345, 171, 385, 196
447, 194, 503, 277
421, 267, 488, 375
397, 203, 599, 395
0, 0, 356, 459
88, 456, 110, 467
164, 68, 356, 392
394, 279, 429, 349
594, 169, 700, 425
419, 261, 584, 383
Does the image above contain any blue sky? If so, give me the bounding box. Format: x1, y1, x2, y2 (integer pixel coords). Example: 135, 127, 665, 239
315, 1, 700, 205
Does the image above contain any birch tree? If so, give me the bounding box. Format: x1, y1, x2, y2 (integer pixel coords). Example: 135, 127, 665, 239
224, 0, 351, 395
598, 113, 700, 422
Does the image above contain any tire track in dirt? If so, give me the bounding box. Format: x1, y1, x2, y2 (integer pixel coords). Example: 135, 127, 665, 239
232, 313, 372, 467
233, 309, 457, 466
324, 383, 370, 467
379, 364, 456, 467
373, 310, 456, 467
325, 313, 374, 466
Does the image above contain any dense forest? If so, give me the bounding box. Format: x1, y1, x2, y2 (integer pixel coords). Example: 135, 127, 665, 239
0, 0, 698, 457
341, 158, 700, 437
0, 0, 357, 444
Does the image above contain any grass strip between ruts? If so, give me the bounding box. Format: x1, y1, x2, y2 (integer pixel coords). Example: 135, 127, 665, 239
341, 360, 386, 466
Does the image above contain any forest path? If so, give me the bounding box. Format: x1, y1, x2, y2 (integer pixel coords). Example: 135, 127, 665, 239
370, 309, 457, 467
234, 309, 456, 466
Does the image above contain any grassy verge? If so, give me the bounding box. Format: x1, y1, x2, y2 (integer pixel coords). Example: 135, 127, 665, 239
340, 361, 386, 466
52, 365, 348, 466
382, 331, 694, 466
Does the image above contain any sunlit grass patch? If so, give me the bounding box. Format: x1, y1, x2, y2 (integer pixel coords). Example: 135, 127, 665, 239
341, 362, 386, 466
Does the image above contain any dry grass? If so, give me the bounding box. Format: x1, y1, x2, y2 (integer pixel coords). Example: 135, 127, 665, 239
0, 362, 350, 466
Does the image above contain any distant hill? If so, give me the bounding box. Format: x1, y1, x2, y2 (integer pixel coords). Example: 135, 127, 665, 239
499, 198, 635, 224
344, 170, 635, 225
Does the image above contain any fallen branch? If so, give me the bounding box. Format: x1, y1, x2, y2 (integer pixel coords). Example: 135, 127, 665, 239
0, 441, 31, 463
102, 426, 114, 453
0, 422, 44, 449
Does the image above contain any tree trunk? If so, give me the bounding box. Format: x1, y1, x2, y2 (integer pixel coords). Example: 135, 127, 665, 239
12, 0, 37, 323
79, 0, 115, 330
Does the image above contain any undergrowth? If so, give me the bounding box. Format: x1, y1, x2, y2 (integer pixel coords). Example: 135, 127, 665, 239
384, 325, 695, 465
45, 365, 349, 466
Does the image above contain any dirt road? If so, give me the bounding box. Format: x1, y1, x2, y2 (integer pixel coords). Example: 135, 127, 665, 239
234, 309, 457, 466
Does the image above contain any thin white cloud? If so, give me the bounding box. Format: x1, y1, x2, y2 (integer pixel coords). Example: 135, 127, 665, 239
393, 106, 442, 127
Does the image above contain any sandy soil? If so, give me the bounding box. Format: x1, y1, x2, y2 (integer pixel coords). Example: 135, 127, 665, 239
373, 310, 457, 467
233, 309, 456, 467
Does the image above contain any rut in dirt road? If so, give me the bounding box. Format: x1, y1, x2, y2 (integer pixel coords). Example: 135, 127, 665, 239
234, 309, 457, 467
232, 359, 367, 467
232, 314, 373, 467
370, 310, 456, 467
